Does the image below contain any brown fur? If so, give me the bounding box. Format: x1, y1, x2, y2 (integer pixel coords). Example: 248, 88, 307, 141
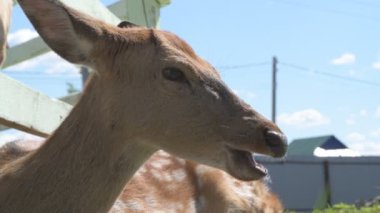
0, 0, 12, 66
0, 0, 286, 212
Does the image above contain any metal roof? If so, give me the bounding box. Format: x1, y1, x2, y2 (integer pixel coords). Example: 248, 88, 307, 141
288, 135, 347, 156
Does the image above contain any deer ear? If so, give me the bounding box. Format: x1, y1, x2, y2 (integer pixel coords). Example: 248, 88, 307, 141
117, 21, 139, 29
18, 0, 106, 66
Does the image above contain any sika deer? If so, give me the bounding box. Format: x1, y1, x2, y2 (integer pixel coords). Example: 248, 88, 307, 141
0, 0, 287, 212
112, 150, 284, 213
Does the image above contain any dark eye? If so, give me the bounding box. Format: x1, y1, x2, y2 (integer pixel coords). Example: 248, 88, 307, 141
162, 67, 186, 82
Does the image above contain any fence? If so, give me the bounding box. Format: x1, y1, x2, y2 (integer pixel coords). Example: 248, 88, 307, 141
258, 156, 380, 212
0, 0, 169, 135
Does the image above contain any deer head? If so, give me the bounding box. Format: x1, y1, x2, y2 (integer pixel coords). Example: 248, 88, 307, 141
19, 0, 287, 181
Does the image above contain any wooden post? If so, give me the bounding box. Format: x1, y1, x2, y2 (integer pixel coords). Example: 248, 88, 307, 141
80, 67, 90, 86
323, 160, 332, 207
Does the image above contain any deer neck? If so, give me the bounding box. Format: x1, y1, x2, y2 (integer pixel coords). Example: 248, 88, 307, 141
0, 77, 156, 213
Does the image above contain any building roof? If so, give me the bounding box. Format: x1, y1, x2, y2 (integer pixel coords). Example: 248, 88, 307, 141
288, 135, 347, 156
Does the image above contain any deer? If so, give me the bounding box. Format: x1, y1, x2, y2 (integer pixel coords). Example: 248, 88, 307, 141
0, 140, 284, 212
0, 0, 287, 212
112, 150, 284, 212
0, 0, 12, 66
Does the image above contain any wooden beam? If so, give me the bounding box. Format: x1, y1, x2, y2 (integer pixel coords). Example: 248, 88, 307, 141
0, 92, 81, 133
2, 37, 47, 69
0, 72, 72, 136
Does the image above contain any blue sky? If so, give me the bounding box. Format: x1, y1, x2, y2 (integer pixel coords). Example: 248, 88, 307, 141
2, 0, 380, 155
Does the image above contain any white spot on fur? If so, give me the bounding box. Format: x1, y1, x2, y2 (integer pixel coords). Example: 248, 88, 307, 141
195, 165, 208, 176
157, 158, 173, 166
162, 172, 173, 182
157, 150, 171, 157
195, 165, 208, 187
151, 158, 172, 169
172, 169, 186, 182
110, 199, 127, 212
167, 202, 184, 211
125, 200, 142, 211
151, 161, 165, 169
144, 196, 157, 208
151, 169, 163, 181
137, 167, 147, 174
187, 199, 196, 213
229, 179, 256, 205
176, 158, 186, 165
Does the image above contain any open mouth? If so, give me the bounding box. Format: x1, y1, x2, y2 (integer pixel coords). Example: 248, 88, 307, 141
225, 146, 268, 181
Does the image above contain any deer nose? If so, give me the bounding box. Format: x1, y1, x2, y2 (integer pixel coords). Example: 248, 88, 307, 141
264, 130, 287, 158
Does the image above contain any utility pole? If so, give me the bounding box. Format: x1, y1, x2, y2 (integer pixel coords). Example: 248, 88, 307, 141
272, 56, 277, 123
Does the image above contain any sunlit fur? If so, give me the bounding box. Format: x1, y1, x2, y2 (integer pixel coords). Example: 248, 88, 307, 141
0, 0, 286, 212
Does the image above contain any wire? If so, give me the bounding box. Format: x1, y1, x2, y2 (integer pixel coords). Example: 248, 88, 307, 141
4, 61, 380, 87
280, 62, 380, 87
216, 61, 270, 70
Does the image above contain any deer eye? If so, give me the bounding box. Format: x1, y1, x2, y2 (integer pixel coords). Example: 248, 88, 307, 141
162, 67, 186, 82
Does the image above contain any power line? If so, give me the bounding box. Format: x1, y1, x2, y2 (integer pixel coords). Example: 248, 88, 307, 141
280, 62, 380, 87
4, 61, 380, 87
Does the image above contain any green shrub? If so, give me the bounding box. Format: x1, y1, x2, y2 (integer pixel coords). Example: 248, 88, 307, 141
313, 203, 380, 213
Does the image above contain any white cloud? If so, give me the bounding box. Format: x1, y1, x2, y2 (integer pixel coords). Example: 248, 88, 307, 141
359, 109, 367, 116
4, 52, 79, 76
345, 132, 380, 156
0, 130, 43, 147
371, 128, 380, 138
375, 107, 380, 119
346, 132, 366, 142
0, 133, 20, 145
345, 116, 356, 125
373, 62, 380, 70
345, 110, 368, 125
5, 28, 79, 76
277, 109, 330, 128
331, 53, 356, 65
7, 28, 38, 47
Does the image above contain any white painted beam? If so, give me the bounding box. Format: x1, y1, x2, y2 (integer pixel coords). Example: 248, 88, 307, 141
0, 92, 80, 133
0, 72, 72, 136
